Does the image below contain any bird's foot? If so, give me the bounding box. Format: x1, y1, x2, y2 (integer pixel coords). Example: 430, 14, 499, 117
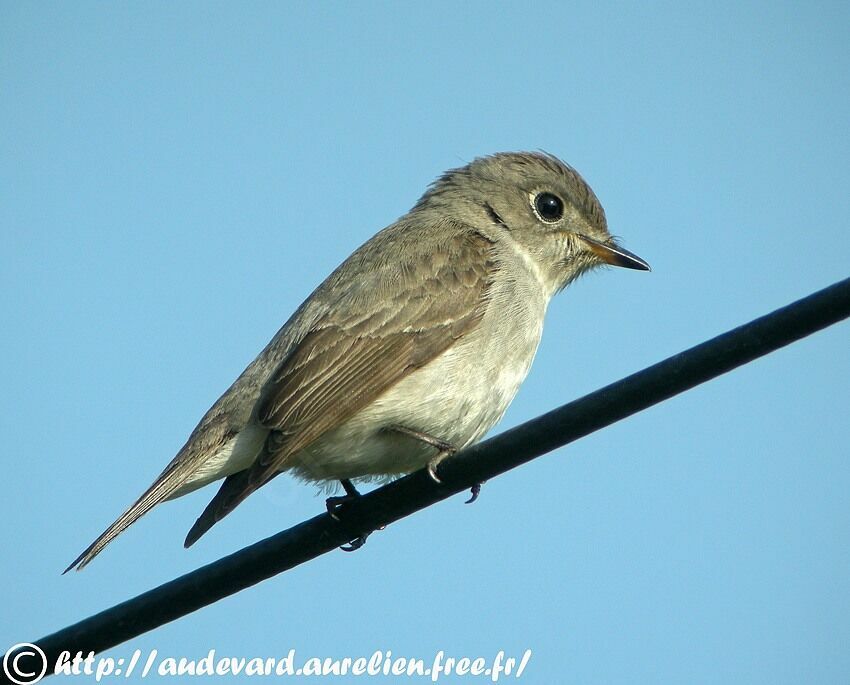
385, 424, 479, 503
340, 531, 372, 552
427, 456, 482, 503
326, 479, 379, 551
325, 478, 361, 521
426, 449, 455, 484
385, 424, 458, 484
465, 482, 483, 504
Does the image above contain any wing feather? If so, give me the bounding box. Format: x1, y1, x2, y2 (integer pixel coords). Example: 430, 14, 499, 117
184, 227, 496, 544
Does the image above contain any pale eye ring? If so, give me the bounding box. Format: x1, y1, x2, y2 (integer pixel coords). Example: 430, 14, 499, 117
533, 192, 564, 222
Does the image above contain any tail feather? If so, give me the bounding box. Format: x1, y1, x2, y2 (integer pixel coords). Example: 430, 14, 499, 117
64, 469, 188, 573
184, 469, 260, 548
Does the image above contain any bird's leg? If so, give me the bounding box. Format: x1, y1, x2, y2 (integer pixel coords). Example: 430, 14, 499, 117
385, 424, 455, 481
386, 424, 456, 454
325, 478, 360, 520
385, 425, 483, 503
325, 479, 377, 552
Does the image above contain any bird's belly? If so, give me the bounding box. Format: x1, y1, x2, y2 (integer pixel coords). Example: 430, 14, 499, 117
287, 310, 544, 483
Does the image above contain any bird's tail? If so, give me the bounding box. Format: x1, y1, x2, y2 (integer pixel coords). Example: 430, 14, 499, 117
63, 468, 187, 573
183, 468, 275, 548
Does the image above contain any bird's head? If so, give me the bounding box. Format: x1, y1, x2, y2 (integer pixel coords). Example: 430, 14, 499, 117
417, 151, 649, 294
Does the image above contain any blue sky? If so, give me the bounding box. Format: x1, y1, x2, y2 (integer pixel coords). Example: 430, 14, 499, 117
2, 2, 849, 683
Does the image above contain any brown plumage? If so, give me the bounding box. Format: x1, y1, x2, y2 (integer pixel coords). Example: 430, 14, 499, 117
66, 152, 648, 571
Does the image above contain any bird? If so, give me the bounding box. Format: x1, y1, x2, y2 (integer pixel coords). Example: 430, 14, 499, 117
65, 151, 649, 571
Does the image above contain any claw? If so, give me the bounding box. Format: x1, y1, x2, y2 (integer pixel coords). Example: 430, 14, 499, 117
426, 455, 443, 483
340, 532, 370, 552
326, 479, 381, 552
385, 424, 458, 486
325, 496, 347, 521
325, 478, 361, 521
465, 483, 482, 504
426, 449, 456, 484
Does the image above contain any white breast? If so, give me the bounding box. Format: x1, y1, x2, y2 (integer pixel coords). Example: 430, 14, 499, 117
287, 236, 552, 483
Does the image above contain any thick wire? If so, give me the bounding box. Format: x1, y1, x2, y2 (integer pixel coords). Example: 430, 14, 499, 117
9, 276, 849, 683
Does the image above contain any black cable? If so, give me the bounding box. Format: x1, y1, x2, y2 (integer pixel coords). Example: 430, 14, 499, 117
8, 276, 849, 683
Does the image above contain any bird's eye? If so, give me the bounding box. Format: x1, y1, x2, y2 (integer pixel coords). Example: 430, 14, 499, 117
533, 192, 564, 223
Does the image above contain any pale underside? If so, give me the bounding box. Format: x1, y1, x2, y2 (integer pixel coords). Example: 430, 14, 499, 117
181, 224, 550, 490
66, 213, 555, 570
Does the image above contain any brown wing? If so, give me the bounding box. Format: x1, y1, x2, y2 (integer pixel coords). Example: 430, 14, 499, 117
184, 227, 496, 546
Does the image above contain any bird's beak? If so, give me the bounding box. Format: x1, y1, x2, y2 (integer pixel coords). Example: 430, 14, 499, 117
578, 234, 651, 271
